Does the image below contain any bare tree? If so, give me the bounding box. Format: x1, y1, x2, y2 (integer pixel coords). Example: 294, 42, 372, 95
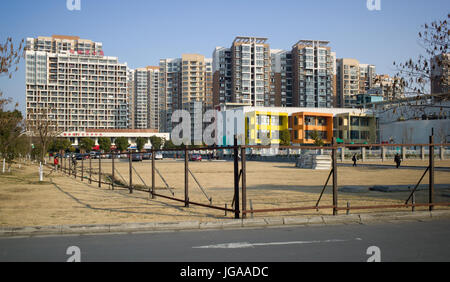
393, 14, 449, 97
26, 106, 63, 162
0, 37, 24, 78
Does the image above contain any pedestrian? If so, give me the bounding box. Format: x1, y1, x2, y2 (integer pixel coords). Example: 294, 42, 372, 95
394, 153, 402, 168
53, 156, 59, 171
352, 154, 358, 167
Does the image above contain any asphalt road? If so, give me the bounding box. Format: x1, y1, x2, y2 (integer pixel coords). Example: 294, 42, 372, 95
0, 219, 449, 262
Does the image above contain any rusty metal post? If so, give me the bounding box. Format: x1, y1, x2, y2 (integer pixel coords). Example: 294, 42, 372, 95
111, 152, 115, 190
81, 156, 83, 181
98, 154, 101, 188
73, 157, 77, 178
89, 156, 92, 184
151, 148, 155, 199
332, 138, 338, 215
429, 135, 434, 211
129, 151, 133, 194
233, 135, 240, 219
241, 146, 247, 219
69, 154, 72, 176
184, 145, 189, 207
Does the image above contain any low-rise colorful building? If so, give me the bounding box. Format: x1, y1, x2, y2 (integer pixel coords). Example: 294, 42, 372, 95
333, 113, 377, 144
245, 111, 289, 145
289, 112, 334, 144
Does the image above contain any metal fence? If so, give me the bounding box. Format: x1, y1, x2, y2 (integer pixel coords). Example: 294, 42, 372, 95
55, 135, 450, 219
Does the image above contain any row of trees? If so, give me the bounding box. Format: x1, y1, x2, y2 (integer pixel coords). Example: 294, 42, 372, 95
48, 136, 167, 155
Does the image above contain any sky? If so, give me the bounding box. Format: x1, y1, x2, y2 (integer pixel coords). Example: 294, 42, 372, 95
1, 0, 449, 114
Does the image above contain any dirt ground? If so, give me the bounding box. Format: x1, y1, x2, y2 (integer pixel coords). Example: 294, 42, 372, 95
0, 158, 449, 227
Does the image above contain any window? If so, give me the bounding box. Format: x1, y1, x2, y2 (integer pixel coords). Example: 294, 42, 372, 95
360, 131, 370, 140
350, 117, 359, 126
317, 117, 327, 126
350, 130, 360, 139
305, 116, 316, 125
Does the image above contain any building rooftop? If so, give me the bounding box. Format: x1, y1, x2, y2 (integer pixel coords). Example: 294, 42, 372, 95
292, 40, 330, 48
233, 36, 268, 44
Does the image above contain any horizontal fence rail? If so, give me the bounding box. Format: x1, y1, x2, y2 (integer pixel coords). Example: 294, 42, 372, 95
51, 137, 449, 219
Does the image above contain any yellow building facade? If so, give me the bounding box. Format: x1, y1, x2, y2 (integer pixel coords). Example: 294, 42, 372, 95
245, 111, 289, 145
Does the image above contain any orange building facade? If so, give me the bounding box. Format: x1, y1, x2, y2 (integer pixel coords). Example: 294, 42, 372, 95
289, 112, 334, 144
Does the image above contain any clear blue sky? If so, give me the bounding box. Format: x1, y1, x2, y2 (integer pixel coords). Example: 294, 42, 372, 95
1, 0, 449, 113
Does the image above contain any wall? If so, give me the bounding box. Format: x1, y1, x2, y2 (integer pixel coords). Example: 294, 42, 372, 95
380, 119, 450, 144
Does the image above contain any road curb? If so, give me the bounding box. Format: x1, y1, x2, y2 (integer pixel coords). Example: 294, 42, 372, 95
1, 210, 450, 237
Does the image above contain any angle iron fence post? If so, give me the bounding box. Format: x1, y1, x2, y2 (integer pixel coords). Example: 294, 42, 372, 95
129, 151, 133, 194
405, 166, 429, 204
429, 135, 434, 211
185, 145, 189, 207
81, 157, 83, 181
74, 158, 76, 178
98, 154, 102, 188
234, 135, 240, 219
332, 138, 338, 215
89, 156, 92, 184
69, 154, 71, 176
111, 152, 115, 190
151, 148, 155, 199
241, 146, 247, 219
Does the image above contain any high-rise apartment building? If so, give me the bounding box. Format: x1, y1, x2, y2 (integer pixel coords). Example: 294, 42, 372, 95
213, 37, 271, 107
131, 66, 159, 130
212, 46, 232, 106
359, 63, 376, 92
127, 68, 135, 129
26, 35, 103, 55
336, 58, 360, 108
25, 35, 129, 132
291, 40, 334, 108
159, 54, 212, 132
373, 74, 405, 101
336, 58, 376, 108
270, 49, 293, 107
159, 58, 181, 133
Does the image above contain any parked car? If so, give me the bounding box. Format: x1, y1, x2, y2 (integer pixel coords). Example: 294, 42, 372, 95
131, 153, 143, 161
75, 153, 89, 160
155, 152, 163, 160
142, 153, 152, 160
189, 154, 202, 161
89, 152, 100, 159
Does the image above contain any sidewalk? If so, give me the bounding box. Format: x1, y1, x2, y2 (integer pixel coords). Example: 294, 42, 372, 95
1, 210, 449, 237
